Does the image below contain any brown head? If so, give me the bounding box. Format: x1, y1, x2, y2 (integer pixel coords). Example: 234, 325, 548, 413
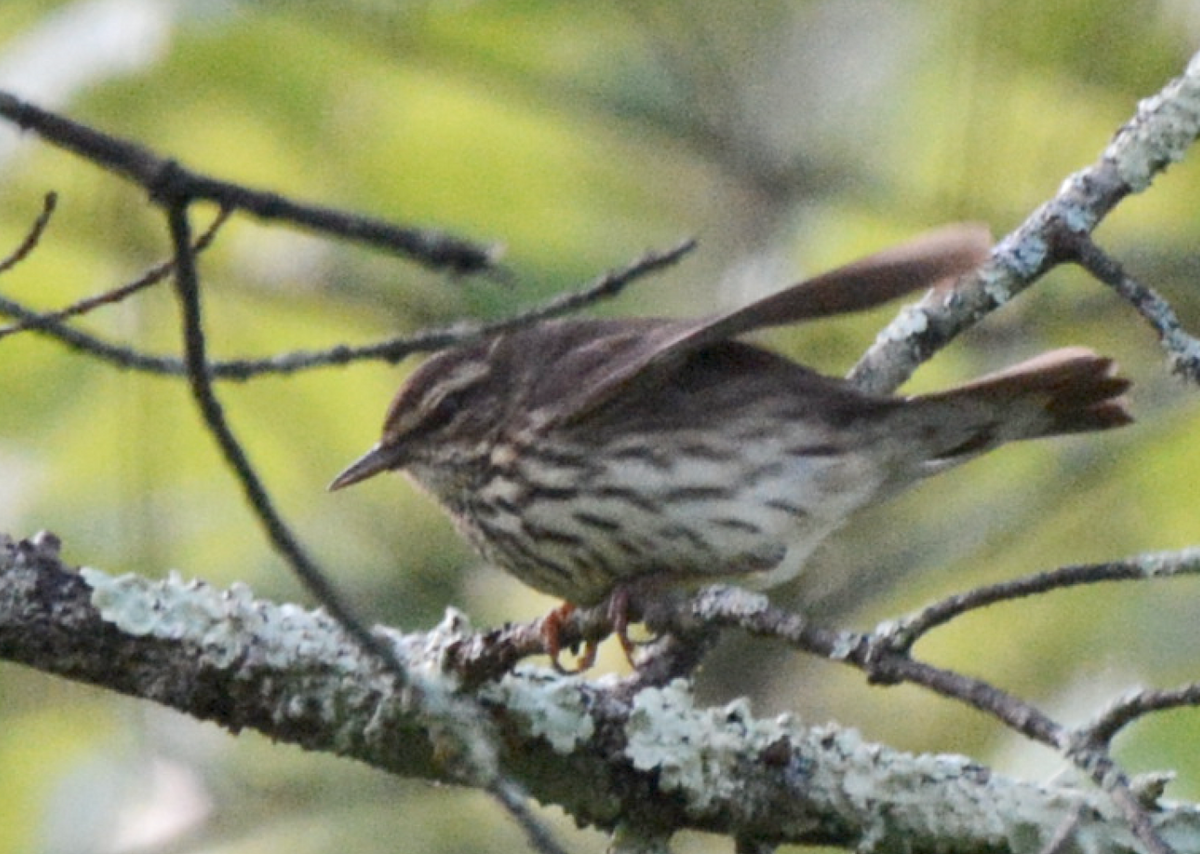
328, 339, 504, 493
327, 319, 655, 495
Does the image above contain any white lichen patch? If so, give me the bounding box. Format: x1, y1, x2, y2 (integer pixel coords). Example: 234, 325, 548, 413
874, 304, 928, 344
690, 585, 770, 621
80, 567, 498, 775
482, 665, 597, 753
1111, 96, 1200, 190
81, 567, 349, 670
1105, 55, 1200, 192
981, 268, 1015, 306
1128, 546, 1200, 580
1054, 191, 1095, 233
990, 232, 1045, 291
625, 679, 794, 811
837, 729, 976, 808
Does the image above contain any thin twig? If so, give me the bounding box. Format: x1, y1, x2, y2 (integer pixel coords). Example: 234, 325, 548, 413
713, 594, 1065, 744
1036, 804, 1085, 854
875, 547, 1200, 654
641, 586, 1175, 854
487, 781, 571, 854
0, 89, 498, 274
0, 237, 696, 378
734, 837, 776, 854
160, 180, 568, 854
1064, 231, 1200, 384
0, 192, 56, 275
0, 290, 180, 367
1064, 746, 1171, 854
0, 206, 231, 341
162, 192, 412, 685
1080, 683, 1200, 749
850, 51, 1200, 394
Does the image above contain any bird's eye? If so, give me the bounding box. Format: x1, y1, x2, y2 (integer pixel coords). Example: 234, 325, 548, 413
418, 390, 465, 434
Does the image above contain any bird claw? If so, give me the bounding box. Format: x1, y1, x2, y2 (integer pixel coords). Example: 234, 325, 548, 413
540, 590, 639, 673
540, 602, 597, 673
608, 586, 637, 662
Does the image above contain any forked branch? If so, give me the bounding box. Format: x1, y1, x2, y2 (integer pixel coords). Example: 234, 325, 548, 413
850, 51, 1200, 394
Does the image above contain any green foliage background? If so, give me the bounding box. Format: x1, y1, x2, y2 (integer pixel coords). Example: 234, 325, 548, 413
1, 2, 1199, 852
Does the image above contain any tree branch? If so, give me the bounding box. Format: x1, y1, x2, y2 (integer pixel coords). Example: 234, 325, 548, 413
4, 532, 1200, 853
2, 32, 1199, 854
0, 236, 695, 379
0, 190, 55, 274
1065, 233, 1200, 384
0, 90, 500, 274
875, 547, 1200, 655
162, 187, 408, 682
850, 50, 1200, 394
0, 204, 230, 340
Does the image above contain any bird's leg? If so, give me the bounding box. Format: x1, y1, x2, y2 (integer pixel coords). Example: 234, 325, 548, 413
540, 587, 647, 672
607, 585, 637, 664
540, 602, 598, 673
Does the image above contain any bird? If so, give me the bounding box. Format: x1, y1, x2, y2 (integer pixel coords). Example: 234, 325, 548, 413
330, 224, 1131, 669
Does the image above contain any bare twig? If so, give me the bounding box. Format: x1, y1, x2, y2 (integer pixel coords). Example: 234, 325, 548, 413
487, 781, 572, 854
0, 237, 695, 377
0, 90, 499, 274
0, 191, 56, 274
1064, 232, 1200, 384
0, 291, 182, 368
1037, 805, 1086, 854
0, 206, 231, 341
874, 547, 1200, 655
1080, 683, 1200, 749
734, 837, 776, 854
162, 191, 414, 686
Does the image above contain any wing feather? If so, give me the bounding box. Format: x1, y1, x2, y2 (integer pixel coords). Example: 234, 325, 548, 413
556, 223, 991, 425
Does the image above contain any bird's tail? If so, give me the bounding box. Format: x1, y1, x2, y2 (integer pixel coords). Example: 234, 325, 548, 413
905, 347, 1132, 469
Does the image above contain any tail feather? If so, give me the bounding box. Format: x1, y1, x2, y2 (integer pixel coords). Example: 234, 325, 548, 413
908, 347, 1132, 467
945, 347, 1132, 436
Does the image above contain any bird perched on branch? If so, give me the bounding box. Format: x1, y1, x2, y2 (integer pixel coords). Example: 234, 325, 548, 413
331, 224, 1131, 669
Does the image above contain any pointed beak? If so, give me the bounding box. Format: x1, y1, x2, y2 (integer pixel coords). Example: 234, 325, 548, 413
328, 443, 405, 491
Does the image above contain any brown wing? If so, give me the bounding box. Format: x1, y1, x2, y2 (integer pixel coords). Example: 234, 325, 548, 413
555, 223, 992, 426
